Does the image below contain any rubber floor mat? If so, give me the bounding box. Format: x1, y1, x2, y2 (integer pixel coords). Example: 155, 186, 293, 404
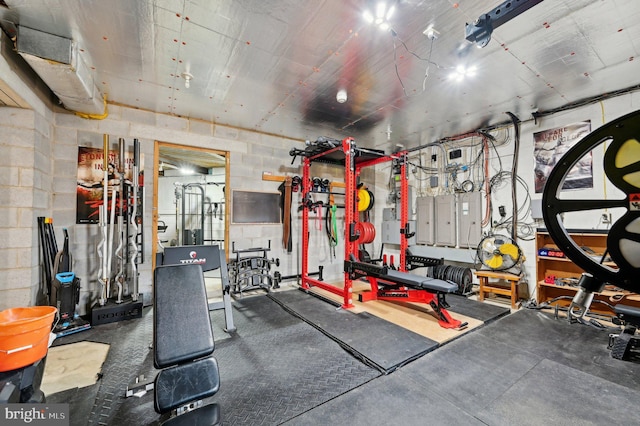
446, 293, 511, 323
110, 295, 379, 425
269, 290, 440, 373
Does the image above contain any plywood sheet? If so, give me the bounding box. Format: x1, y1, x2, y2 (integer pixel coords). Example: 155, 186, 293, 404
307, 280, 484, 344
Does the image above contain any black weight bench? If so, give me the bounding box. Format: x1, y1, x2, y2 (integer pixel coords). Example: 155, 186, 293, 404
345, 260, 458, 294
384, 269, 458, 293
610, 304, 640, 360
154, 263, 221, 425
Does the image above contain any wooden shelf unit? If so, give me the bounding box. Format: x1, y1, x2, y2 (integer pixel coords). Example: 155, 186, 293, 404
535, 229, 640, 314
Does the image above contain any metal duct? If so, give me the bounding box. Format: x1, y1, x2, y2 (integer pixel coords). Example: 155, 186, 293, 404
16, 26, 104, 115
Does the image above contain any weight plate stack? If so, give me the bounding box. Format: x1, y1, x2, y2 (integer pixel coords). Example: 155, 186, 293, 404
426, 265, 473, 295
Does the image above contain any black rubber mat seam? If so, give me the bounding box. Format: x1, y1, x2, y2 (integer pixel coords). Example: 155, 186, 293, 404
267, 290, 441, 374
267, 292, 389, 373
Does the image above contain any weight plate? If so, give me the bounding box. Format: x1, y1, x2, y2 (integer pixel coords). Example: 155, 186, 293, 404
357, 188, 370, 212
366, 190, 375, 211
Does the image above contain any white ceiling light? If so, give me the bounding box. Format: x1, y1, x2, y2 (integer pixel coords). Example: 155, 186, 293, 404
336, 89, 348, 103
449, 65, 478, 82
386, 5, 396, 20
363, 1, 395, 31
376, 2, 385, 23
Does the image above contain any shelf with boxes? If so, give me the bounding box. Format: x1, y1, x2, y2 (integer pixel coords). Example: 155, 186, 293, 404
535, 229, 640, 314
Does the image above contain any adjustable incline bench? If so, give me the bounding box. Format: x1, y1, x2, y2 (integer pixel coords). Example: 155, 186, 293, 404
154, 263, 221, 425
345, 259, 468, 329
126, 245, 233, 401
161, 244, 235, 332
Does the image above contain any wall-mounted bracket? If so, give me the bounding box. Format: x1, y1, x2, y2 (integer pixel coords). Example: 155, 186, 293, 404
465, 0, 544, 48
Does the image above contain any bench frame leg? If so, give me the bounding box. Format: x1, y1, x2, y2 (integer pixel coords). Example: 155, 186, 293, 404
358, 277, 467, 330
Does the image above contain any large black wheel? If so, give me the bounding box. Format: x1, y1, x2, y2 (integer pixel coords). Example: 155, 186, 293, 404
542, 109, 640, 293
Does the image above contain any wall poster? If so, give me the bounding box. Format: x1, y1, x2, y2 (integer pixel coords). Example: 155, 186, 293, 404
76, 146, 143, 224
533, 121, 592, 194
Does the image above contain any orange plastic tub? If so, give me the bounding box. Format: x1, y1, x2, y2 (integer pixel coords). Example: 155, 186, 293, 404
0, 306, 57, 372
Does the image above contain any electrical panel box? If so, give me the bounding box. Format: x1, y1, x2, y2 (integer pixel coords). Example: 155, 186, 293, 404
382, 207, 396, 221
435, 194, 456, 247
457, 191, 482, 248
531, 198, 543, 219
381, 220, 416, 245
416, 196, 435, 245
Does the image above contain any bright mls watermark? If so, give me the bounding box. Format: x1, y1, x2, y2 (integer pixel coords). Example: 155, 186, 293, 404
2, 404, 69, 425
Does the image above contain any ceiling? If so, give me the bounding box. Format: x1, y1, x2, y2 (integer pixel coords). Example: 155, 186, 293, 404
1, 0, 640, 153
159, 144, 226, 171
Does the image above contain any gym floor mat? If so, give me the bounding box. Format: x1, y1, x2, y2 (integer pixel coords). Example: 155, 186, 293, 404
477, 308, 640, 390
475, 358, 640, 425
48, 307, 153, 425
269, 289, 440, 373
107, 295, 380, 425
445, 293, 511, 323
284, 308, 640, 426
43, 296, 640, 425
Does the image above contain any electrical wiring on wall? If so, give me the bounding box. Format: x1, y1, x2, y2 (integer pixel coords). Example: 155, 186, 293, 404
488, 171, 536, 240
399, 122, 537, 247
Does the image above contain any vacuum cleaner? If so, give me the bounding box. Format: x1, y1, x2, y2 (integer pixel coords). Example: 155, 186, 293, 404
51, 229, 90, 337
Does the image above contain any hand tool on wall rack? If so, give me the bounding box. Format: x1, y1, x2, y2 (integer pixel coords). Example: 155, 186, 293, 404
130, 138, 140, 302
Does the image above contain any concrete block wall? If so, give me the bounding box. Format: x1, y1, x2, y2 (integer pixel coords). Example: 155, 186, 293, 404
0, 99, 372, 312
0, 34, 345, 307
0, 106, 54, 310
225, 131, 350, 283
48, 105, 352, 314
5, 92, 634, 313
